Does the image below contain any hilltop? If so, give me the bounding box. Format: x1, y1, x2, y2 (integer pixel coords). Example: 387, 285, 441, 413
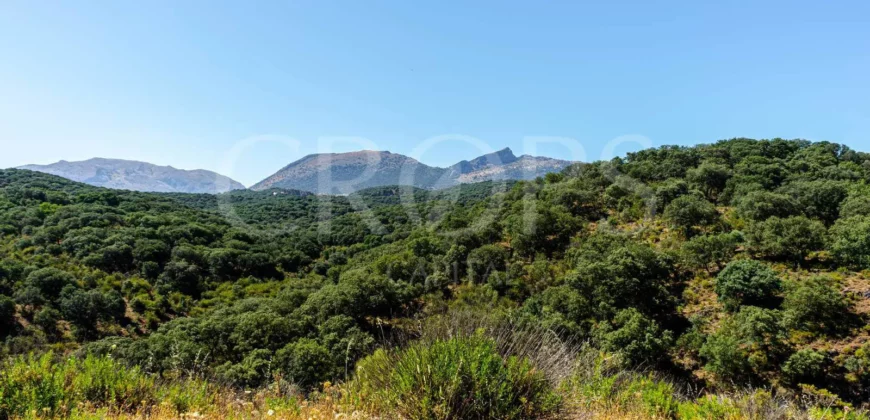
18, 158, 245, 193
251, 147, 573, 193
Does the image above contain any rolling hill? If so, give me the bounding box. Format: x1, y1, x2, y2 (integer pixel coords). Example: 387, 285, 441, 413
17, 158, 245, 193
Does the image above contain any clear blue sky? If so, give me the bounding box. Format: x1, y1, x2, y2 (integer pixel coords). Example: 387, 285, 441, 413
1, 1, 868, 186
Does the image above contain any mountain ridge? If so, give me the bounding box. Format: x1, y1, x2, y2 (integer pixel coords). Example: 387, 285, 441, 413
15, 148, 574, 195
17, 158, 245, 194
252, 147, 573, 194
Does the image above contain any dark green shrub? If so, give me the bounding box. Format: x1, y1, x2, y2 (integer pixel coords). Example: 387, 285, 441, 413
354, 335, 560, 420
317, 315, 375, 379
506, 203, 580, 257
829, 216, 870, 269
782, 276, 852, 337
839, 194, 870, 219
681, 231, 743, 272
159, 260, 204, 297
466, 244, 508, 283
687, 162, 732, 201
275, 338, 334, 390
521, 285, 594, 339
654, 178, 689, 213
779, 180, 848, 226
373, 251, 426, 282
734, 191, 800, 222
747, 216, 826, 265
621, 145, 700, 182
23, 267, 76, 303
733, 155, 786, 187
715, 260, 782, 312
664, 194, 719, 238
720, 176, 764, 206
0, 260, 24, 296
843, 343, 870, 392
567, 238, 678, 320
700, 307, 788, 381
545, 181, 606, 219
215, 349, 273, 388
0, 294, 16, 334
59, 286, 125, 338
33, 306, 61, 337
227, 310, 298, 354
782, 349, 826, 385
597, 308, 674, 368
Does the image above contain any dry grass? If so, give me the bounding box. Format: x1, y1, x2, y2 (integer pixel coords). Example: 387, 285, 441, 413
60, 385, 360, 420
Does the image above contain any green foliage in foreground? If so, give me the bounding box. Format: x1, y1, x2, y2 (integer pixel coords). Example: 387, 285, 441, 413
353, 335, 560, 420
0, 351, 296, 419
0, 352, 156, 418
3, 341, 869, 420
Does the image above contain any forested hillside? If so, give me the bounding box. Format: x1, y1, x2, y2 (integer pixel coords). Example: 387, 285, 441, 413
3, 138, 870, 419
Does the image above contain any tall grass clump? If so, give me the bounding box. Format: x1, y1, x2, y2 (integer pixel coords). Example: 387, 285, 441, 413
415, 310, 583, 386
352, 333, 561, 420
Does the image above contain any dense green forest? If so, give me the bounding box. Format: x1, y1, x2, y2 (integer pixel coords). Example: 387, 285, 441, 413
3, 138, 870, 418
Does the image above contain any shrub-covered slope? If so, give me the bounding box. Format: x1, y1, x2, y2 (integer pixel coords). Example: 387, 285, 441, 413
3, 138, 870, 418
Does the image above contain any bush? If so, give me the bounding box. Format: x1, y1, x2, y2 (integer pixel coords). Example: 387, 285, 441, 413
354, 335, 560, 419
747, 216, 826, 265
619, 376, 679, 418
521, 285, 594, 339
700, 307, 788, 381
653, 178, 689, 213
782, 276, 852, 337
782, 349, 826, 385
22, 267, 76, 303
215, 349, 273, 388
681, 231, 743, 272
734, 190, 800, 222
507, 203, 580, 257
687, 162, 732, 201
715, 260, 782, 312
677, 395, 741, 419
829, 216, 870, 269
33, 306, 61, 337
780, 180, 848, 226
275, 338, 334, 390
567, 239, 678, 321
840, 194, 870, 219
59, 286, 126, 338
597, 308, 674, 368
572, 373, 679, 419
664, 194, 719, 238
0, 294, 16, 334
466, 244, 508, 284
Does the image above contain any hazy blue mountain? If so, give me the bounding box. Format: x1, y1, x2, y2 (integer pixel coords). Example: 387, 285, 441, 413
252, 148, 573, 194
18, 158, 245, 193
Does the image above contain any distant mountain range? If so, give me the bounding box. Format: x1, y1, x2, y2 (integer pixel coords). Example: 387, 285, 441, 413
251, 148, 573, 194
18, 158, 245, 194
16, 148, 574, 194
